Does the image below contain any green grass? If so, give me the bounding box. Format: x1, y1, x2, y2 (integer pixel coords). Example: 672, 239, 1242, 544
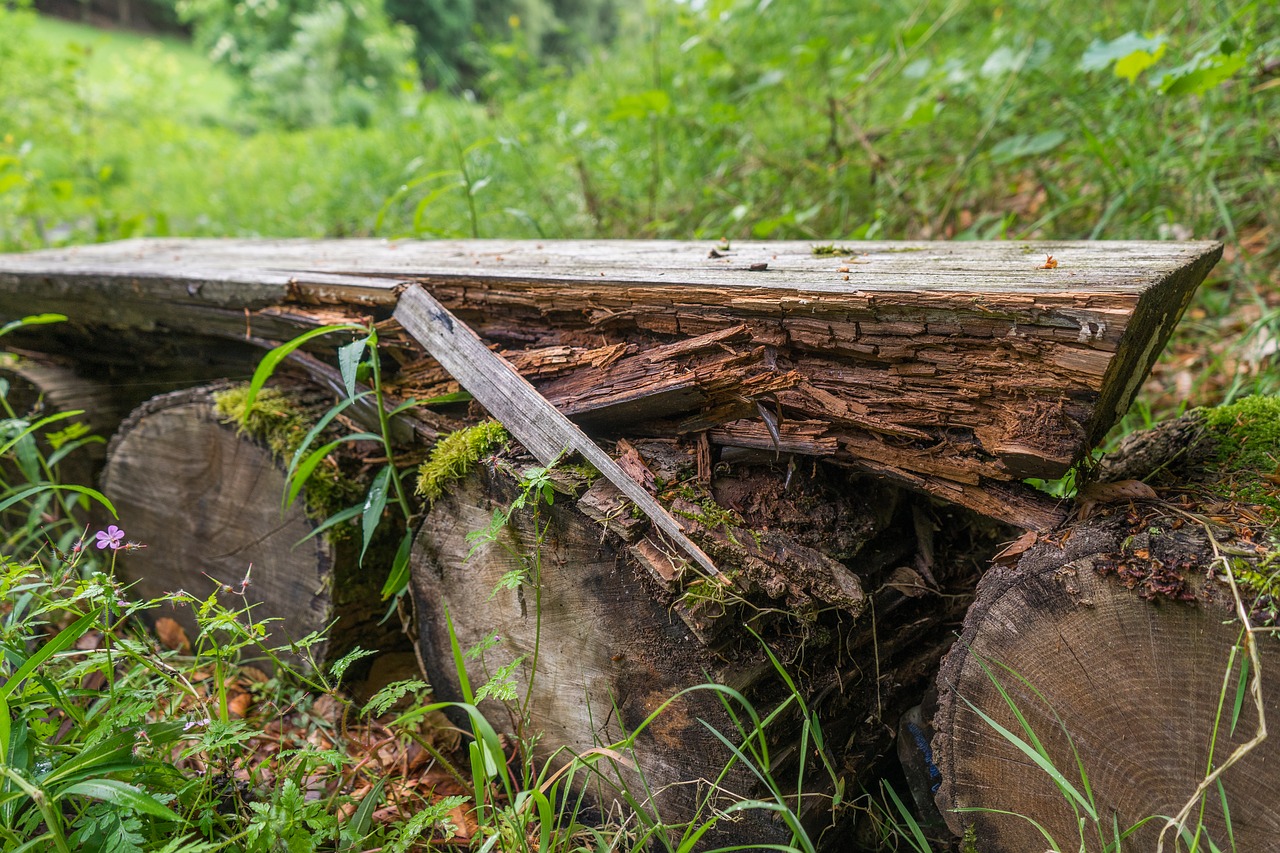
23, 14, 236, 123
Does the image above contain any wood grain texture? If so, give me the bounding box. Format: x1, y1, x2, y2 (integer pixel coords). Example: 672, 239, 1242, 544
411, 447, 1006, 844
933, 523, 1280, 851
409, 466, 791, 846
101, 385, 401, 669
0, 238, 1222, 526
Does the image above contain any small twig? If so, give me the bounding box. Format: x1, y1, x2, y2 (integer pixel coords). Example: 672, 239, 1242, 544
1155, 520, 1267, 852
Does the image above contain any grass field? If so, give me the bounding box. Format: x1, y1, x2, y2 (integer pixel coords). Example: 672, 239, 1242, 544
24, 14, 237, 121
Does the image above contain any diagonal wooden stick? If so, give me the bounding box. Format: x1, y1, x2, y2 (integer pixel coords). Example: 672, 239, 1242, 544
394, 283, 721, 580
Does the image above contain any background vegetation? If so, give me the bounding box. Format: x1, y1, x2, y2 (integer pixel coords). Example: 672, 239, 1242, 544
0, 0, 1276, 848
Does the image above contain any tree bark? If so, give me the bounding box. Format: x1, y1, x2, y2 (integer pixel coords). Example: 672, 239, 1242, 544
100, 384, 406, 671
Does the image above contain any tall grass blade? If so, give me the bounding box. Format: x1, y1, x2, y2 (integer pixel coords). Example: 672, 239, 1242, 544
241, 324, 363, 418
0, 607, 99, 701
957, 694, 1097, 820
0, 484, 115, 518
883, 780, 933, 853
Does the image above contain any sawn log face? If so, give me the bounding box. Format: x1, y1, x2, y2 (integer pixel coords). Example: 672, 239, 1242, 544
100, 385, 402, 670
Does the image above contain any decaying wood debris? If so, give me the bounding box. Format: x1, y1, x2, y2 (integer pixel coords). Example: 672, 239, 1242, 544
0, 238, 1222, 528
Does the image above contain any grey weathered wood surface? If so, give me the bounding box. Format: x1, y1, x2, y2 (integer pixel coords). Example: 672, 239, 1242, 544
0, 238, 1222, 527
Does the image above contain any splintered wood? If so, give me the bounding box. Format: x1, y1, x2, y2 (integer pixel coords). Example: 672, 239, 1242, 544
0, 238, 1221, 528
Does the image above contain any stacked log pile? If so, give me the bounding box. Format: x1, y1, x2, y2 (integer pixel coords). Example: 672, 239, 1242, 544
0, 238, 1233, 847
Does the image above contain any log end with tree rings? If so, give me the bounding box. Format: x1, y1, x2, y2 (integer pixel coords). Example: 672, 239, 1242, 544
932, 516, 1280, 851
101, 383, 406, 673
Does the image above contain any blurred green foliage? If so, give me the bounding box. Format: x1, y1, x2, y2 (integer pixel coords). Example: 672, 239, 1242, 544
0, 0, 1274, 274
174, 0, 418, 126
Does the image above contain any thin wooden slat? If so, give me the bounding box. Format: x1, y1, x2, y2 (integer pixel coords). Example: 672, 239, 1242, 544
392, 283, 721, 579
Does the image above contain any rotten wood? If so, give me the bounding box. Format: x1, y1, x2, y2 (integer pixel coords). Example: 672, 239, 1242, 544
0, 238, 1222, 528
393, 283, 721, 578
411, 443, 1004, 844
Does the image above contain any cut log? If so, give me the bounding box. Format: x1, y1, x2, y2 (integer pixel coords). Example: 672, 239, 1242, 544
0, 238, 1222, 528
932, 401, 1280, 851
410, 441, 1006, 843
0, 353, 121, 497
101, 384, 406, 670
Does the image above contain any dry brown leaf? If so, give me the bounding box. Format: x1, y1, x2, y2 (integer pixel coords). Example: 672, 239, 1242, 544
153, 617, 191, 654
885, 566, 929, 597
311, 693, 345, 726
227, 692, 252, 719
1076, 479, 1159, 519
993, 529, 1039, 566
238, 665, 269, 684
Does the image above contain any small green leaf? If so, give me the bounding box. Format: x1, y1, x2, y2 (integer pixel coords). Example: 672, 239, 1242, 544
360, 467, 392, 565
1159, 51, 1246, 96
0, 314, 67, 338
59, 779, 180, 821
1079, 31, 1167, 73
338, 336, 369, 400
1113, 43, 1166, 83
242, 324, 364, 420
286, 434, 380, 507
294, 503, 363, 546
285, 391, 373, 483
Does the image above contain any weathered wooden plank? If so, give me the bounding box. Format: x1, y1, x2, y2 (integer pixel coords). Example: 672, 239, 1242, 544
0, 238, 1222, 527
392, 283, 721, 578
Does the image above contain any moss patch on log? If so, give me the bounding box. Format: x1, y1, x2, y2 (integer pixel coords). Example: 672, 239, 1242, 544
212, 385, 362, 527
1203, 395, 1280, 518
415, 420, 509, 502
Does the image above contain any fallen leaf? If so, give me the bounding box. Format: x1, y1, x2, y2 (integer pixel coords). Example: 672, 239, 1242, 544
1076, 479, 1159, 519
227, 692, 252, 719
993, 529, 1039, 566
885, 566, 929, 597
154, 617, 192, 654
238, 665, 269, 684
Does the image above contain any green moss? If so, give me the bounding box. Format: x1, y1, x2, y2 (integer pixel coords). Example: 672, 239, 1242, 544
213, 385, 362, 527
811, 244, 855, 256
415, 421, 509, 502
214, 386, 307, 458
1202, 395, 1280, 517
1204, 395, 1280, 472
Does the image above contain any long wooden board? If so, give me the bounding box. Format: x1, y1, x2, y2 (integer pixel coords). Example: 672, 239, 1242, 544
0, 238, 1222, 527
